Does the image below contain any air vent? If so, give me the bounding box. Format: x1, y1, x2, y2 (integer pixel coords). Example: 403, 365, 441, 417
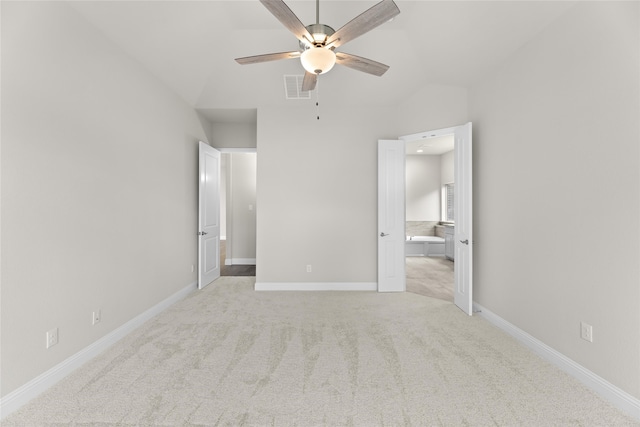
284, 75, 311, 100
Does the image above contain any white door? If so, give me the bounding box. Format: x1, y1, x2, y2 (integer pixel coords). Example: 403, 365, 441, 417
198, 141, 221, 289
378, 140, 406, 292
454, 123, 473, 315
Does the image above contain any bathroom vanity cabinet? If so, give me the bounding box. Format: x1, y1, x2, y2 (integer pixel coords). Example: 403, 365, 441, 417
444, 226, 455, 260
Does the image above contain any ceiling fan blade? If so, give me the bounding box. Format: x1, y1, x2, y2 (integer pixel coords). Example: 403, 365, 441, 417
326, 0, 400, 49
302, 72, 317, 91
335, 52, 390, 76
235, 51, 301, 65
260, 0, 313, 44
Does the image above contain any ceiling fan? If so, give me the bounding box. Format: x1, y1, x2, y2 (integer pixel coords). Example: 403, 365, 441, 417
235, 0, 400, 91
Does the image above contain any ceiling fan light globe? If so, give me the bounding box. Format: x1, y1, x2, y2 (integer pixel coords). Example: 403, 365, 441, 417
301, 47, 336, 75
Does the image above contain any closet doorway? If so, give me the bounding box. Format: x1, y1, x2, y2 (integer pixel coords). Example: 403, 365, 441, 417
220, 150, 257, 276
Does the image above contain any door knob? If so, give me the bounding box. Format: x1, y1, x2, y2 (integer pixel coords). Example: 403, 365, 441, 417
460, 239, 469, 245
198, 231, 208, 236
380, 232, 389, 237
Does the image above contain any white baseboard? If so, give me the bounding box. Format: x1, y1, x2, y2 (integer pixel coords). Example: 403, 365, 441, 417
474, 303, 640, 421
229, 258, 256, 265
0, 281, 198, 420
255, 282, 377, 291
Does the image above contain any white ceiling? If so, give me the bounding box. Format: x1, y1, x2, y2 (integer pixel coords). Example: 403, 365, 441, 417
406, 134, 454, 155
70, 1, 577, 123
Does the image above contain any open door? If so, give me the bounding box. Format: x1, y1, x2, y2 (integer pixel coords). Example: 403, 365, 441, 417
453, 123, 473, 314
198, 141, 221, 289
378, 140, 406, 292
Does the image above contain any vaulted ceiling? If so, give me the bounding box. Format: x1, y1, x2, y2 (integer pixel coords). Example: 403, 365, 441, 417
70, 1, 576, 121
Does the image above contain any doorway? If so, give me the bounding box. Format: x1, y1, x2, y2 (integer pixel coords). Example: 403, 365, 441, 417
220, 150, 257, 277
404, 134, 455, 301
378, 123, 473, 314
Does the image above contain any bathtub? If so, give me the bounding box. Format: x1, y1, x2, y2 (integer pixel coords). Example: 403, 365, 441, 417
406, 236, 445, 257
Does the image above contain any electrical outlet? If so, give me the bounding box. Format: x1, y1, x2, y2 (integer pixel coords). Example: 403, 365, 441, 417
580, 322, 593, 342
46, 328, 59, 349
92, 310, 101, 325
306, 265, 312, 273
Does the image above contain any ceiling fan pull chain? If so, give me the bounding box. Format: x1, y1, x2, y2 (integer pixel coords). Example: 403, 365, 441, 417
316, 77, 320, 120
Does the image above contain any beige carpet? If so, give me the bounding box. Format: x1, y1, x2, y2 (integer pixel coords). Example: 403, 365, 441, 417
4, 277, 638, 426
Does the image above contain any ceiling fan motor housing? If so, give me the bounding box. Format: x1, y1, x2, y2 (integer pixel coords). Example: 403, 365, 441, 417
301, 23, 335, 48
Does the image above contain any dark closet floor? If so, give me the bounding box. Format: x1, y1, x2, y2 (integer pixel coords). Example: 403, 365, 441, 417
220, 240, 256, 276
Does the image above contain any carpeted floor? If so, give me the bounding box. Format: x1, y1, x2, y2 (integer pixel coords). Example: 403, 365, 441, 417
4, 277, 638, 426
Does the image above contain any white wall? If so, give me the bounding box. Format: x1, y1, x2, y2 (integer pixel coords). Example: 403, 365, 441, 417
405, 151, 454, 223
440, 150, 454, 185
469, 1, 639, 399
1, 2, 209, 397
211, 122, 257, 149
256, 105, 399, 285
405, 156, 441, 221
396, 85, 468, 135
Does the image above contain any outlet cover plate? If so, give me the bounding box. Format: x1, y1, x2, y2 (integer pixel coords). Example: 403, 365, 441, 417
92, 310, 101, 325
46, 328, 59, 349
580, 322, 593, 342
